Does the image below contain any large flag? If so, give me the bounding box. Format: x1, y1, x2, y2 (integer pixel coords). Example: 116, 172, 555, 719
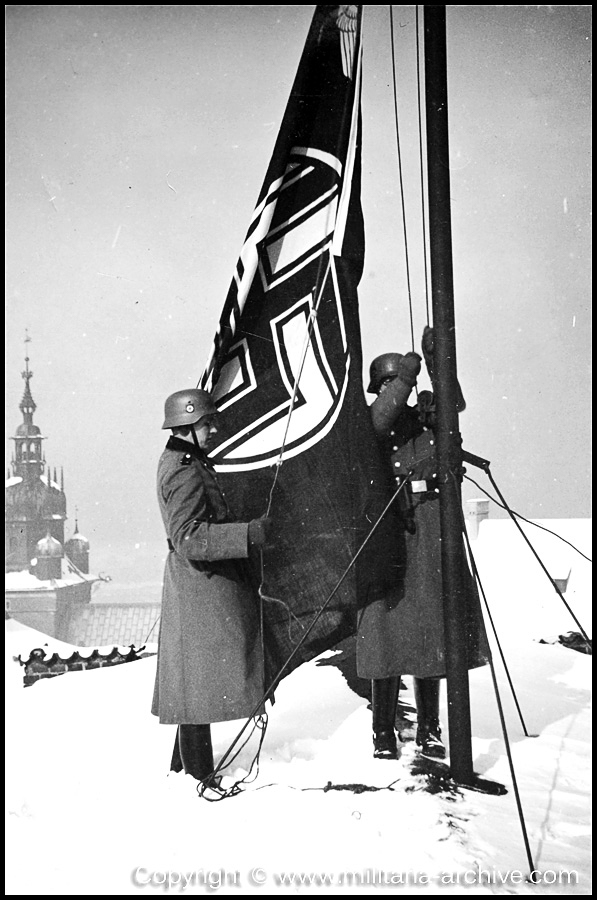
201, 5, 403, 676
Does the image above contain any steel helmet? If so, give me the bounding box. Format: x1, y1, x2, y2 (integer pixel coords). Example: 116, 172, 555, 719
161, 389, 217, 429
367, 353, 404, 394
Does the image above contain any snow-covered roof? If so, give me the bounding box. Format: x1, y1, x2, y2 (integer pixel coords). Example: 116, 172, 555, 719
43, 476, 62, 491
5, 617, 152, 658
4, 626, 592, 894
4, 473, 62, 490
477, 517, 590, 564
5, 617, 81, 656
5, 561, 100, 592
471, 517, 591, 641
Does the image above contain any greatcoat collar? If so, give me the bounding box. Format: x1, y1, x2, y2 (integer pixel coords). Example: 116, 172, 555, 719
165, 434, 210, 464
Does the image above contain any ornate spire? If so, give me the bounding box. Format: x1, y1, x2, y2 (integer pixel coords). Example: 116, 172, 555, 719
19, 329, 37, 423
10, 331, 45, 481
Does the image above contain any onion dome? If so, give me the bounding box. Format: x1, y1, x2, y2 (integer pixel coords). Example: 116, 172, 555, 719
35, 533, 63, 558
15, 422, 42, 437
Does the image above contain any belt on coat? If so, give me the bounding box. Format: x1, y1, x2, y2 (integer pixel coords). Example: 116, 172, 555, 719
395, 475, 439, 496
167, 539, 174, 552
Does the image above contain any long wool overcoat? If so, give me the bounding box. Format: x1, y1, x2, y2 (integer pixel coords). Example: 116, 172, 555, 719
357, 384, 489, 679
151, 436, 265, 724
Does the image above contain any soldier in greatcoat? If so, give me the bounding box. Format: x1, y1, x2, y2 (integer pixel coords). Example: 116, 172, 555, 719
358, 327, 488, 760
152, 388, 271, 788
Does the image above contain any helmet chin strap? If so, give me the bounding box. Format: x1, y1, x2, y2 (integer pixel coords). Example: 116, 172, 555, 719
190, 424, 203, 457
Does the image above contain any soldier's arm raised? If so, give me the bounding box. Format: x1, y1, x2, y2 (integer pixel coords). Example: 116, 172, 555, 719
370, 353, 421, 436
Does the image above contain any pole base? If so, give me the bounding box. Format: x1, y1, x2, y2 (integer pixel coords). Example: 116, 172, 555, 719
411, 754, 507, 796
458, 774, 508, 796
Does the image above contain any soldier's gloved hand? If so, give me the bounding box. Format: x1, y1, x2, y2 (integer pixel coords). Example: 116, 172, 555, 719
248, 517, 273, 549
396, 352, 422, 387
422, 325, 434, 360
417, 390, 436, 428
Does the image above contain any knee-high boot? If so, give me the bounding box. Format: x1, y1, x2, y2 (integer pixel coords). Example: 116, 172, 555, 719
371, 677, 400, 759
170, 724, 215, 782
413, 677, 445, 759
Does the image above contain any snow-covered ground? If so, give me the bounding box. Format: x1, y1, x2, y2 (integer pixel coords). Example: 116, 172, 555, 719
5, 519, 591, 895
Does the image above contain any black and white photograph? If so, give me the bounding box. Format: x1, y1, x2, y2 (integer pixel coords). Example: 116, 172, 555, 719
5, 5, 591, 895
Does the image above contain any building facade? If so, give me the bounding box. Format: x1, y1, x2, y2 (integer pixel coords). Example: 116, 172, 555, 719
5, 346, 100, 639
5, 342, 161, 650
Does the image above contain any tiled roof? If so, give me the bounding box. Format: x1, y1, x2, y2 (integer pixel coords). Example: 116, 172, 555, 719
69, 602, 161, 648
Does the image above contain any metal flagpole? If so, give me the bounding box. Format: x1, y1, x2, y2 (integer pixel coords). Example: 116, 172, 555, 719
423, 4, 474, 785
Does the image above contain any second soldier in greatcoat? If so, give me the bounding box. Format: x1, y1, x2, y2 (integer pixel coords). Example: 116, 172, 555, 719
358, 328, 488, 760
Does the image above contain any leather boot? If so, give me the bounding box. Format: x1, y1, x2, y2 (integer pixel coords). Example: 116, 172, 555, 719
171, 724, 216, 782
371, 677, 400, 759
413, 677, 445, 759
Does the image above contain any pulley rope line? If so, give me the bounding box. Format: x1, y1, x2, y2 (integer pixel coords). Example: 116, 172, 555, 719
193, 70, 369, 794
462, 471, 591, 642
264, 259, 332, 516
460, 507, 538, 881
142, 616, 160, 645
146, 273, 330, 687
464, 474, 592, 563
246, 779, 405, 795
188, 250, 336, 799
415, 4, 431, 325
389, 5, 417, 354
199, 106, 368, 793
198, 713, 269, 802
460, 510, 531, 736
258, 16, 365, 510
202, 8, 361, 510
199, 475, 413, 796
147, 254, 334, 691
212, 260, 335, 796
154, 269, 336, 711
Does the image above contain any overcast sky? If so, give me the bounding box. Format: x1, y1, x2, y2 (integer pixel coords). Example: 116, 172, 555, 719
5, 5, 592, 572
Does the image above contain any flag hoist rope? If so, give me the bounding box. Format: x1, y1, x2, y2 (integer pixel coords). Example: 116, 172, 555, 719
145, 14, 361, 665
201, 12, 373, 795
460, 507, 537, 879
463, 461, 591, 643
389, 4, 417, 355
388, 0, 534, 826
387, 9, 587, 880
415, 5, 432, 326
203, 205, 382, 799
388, 4, 433, 361
200, 473, 414, 799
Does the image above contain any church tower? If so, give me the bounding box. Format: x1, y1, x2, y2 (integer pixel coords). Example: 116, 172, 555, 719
5, 335, 103, 641
5, 337, 67, 572
65, 515, 90, 574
